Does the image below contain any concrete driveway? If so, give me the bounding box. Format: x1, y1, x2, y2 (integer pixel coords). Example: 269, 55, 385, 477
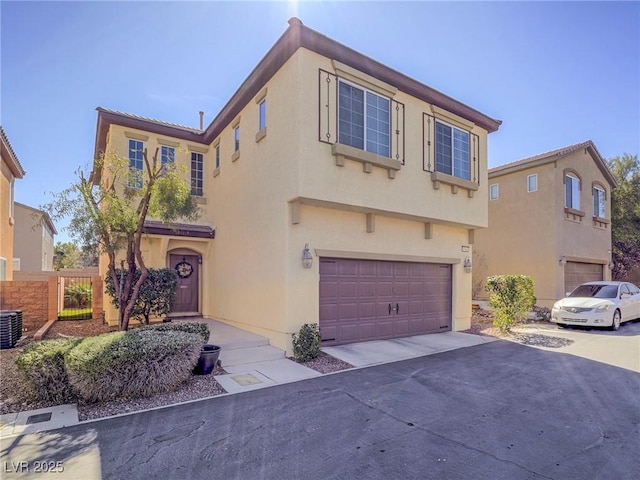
1, 336, 638, 479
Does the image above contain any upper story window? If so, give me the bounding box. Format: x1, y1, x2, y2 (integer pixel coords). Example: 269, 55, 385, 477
565, 174, 580, 210
489, 184, 499, 200
9, 178, 15, 219
338, 79, 390, 158
527, 174, 538, 192
0, 258, 6, 281
215, 144, 220, 169
259, 100, 266, 131
161, 146, 175, 166
593, 186, 606, 218
128, 139, 144, 188
234, 126, 240, 152
191, 152, 203, 197
435, 120, 470, 181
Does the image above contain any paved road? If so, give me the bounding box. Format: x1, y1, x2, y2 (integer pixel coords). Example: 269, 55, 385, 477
1, 334, 639, 479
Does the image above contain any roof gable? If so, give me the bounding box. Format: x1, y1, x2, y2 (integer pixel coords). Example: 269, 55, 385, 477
1, 126, 26, 178
489, 140, 617, 188
94, 18, 501, 160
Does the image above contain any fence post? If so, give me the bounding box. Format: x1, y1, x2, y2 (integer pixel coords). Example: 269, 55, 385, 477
92, 275, 103, 321
47, 276, 58, 321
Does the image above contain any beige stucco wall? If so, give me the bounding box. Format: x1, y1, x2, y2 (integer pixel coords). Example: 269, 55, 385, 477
0, 160, 15, 280
474, 148, 612, 307
13, 203, 55, 271
99, 47, 490, 353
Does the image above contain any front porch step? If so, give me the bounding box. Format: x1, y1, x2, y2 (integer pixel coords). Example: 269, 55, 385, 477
219, 345, 285, 368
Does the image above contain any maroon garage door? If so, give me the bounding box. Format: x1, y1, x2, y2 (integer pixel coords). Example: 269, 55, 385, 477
319, 258, 452, 346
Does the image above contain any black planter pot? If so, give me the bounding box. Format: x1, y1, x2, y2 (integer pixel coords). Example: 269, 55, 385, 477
193, 344, 221, 375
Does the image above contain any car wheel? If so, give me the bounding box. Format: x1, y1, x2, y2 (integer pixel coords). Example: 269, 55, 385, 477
610, 310, 621, 331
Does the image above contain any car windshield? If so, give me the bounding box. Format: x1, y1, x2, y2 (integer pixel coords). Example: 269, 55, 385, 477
569, 284, 618, 299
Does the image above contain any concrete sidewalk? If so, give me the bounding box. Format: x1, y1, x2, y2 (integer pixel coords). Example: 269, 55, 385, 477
0, 319, 494, 438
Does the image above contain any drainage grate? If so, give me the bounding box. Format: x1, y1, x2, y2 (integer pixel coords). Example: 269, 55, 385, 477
26, 413, 52, 424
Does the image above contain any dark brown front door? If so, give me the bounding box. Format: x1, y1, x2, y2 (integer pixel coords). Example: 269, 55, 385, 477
170, 254, 199, 312
319, 258, 452, 346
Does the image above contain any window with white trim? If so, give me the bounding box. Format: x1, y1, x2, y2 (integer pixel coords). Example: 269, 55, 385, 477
527, 174, 538, 192
593, 186, 606, 218
191, 152, 204, 197
234, 126, 240, 152
435, 120, 470, 180
565, 174, 580, 209
490, 183, 499, 200
338, 79, 390, 157
161, 146, 175, 166
128, 139, 144, 188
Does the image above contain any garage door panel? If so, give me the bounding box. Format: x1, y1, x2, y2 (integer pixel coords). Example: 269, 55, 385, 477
565, 262, 603, 294
376, 321, 395, 337
394, 282, 409, 296
377, 281, 393, 297
359, 281, 376, 297
319, 258, 452, 346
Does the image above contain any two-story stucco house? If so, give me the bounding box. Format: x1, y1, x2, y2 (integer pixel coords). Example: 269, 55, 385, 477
0, 127, 26, 281
13, 202, 57, 271
93, 18, 501, 352
473, 141, 617, 308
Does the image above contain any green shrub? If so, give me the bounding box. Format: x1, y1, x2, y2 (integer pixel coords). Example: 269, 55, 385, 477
65, 329, 202, 402
485, 275, 536, 333
291, 323, 321, 362
104, 268, 178, 324
16, 338, 83, 403
138, 321, 210, 343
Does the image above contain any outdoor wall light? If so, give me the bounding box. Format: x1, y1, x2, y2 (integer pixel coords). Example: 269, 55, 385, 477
608, 260, 615, 270
559, 256, 567, 267
302, 243, 313, 269
463, 257, 472, 273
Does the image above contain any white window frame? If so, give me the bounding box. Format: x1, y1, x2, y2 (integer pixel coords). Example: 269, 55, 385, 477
9, 178, 15, 220
593, 186, 606, 218
527, 174, 538, 192
234, 126, 240, 152
337, 78, 391, 158
128, 139, 144, 188
565, 174, 580, 210
435, 119, 471, 181
190, 152, 204, 197
489, 183, 499, 200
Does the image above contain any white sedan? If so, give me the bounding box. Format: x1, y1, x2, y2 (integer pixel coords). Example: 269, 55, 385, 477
551, 281, 640, 331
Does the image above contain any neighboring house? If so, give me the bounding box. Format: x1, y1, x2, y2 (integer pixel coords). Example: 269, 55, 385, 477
473, 141, 617, 308
93, 18, 501, 351
13, 202, 57, 271
0, 126, 26, 281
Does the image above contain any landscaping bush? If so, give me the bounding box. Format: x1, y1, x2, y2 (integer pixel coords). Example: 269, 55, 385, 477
16, 338, 83, 403
65, 329, 202, 402
104, 268, 178, 325
138, 321, 210, 343
291, 323, 321, 362
485, 274, 536, 334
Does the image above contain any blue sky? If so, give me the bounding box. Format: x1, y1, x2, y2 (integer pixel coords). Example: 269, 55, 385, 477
2, 1, 639, 243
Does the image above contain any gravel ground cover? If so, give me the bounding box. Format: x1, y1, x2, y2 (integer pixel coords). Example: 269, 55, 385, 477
0, 317, 355, 420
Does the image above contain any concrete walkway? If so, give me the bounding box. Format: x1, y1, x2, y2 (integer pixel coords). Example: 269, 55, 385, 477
0, 319, 494, 439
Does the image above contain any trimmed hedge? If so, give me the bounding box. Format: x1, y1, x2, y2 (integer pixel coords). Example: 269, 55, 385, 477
138, 321, 210, 343
16, 337, 82, 403
65, 329, 203, 402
